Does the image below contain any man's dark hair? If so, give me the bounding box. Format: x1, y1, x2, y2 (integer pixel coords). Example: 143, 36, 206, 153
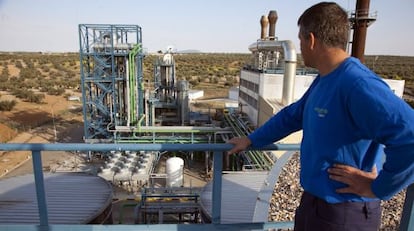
297, 2, 349, 50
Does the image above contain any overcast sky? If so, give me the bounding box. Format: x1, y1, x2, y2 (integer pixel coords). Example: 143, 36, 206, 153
0, 0, 413, 56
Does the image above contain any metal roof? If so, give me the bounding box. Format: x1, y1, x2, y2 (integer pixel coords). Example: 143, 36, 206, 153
264, 98, 284, 111
201, 171, 268, 224
0, 172, 112, 224
200, 151, 295, 224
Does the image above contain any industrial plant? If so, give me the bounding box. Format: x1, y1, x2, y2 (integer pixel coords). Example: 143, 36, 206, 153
0, 0, 411, 229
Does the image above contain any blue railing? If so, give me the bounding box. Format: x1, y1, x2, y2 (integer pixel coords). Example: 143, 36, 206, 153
0, 143, 413, 231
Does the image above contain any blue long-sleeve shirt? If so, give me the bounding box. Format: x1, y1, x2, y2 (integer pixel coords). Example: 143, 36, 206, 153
248, 57, 414, 203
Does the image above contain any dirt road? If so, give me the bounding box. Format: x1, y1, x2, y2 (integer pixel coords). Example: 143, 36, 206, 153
0, 123, 84, 179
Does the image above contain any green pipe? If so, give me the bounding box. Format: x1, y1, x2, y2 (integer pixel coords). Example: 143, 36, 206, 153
128, 49, 134, 124
129, 46, 136, 124
137, 114, 145, 127
137, 59, 144, 122
133, 114, 146, 136
127, 128, 219, 133
128, 44, 141, 125
224, 113, 273, 170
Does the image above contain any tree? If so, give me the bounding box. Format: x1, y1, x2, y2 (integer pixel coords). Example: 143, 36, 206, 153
0, 100, 17, 111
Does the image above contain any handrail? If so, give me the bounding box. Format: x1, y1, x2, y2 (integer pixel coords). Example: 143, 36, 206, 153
0, 143, 300, 152
0, 143, 413, 231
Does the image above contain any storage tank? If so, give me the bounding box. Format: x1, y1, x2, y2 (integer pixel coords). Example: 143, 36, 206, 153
0, 173, 113, 224
166, 157, 184, 187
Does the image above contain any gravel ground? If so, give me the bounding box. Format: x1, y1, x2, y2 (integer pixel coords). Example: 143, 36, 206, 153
269, 152, 406, 230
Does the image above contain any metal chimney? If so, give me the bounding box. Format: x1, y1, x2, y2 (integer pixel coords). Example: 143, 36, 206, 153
260, 15, 269, 40
268, 11, 278, 40
350, 0, 376, 63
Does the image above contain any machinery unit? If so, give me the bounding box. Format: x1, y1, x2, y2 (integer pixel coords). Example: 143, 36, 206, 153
149, 49, 189, 126
79, 24, 144, 142
79, 25, 190, 141
249, 10, 283, 72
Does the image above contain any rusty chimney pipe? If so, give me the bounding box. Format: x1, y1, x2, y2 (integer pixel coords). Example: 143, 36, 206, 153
260, 15, 269, 40
268, 10, 278, 40
351, 0, 371, 63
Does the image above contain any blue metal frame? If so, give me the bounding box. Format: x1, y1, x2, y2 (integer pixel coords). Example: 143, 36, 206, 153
79, 24, 143, 141
0, 143, 413, 231
31, 150, 48, 226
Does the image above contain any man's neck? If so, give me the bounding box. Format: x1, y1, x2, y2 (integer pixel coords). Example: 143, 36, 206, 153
317, 49, 350, 77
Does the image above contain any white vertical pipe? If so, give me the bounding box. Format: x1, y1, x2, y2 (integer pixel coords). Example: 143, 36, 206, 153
126, 59, 130, 126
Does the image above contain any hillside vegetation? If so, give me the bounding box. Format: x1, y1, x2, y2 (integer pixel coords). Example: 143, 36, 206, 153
0, 52, 413, 110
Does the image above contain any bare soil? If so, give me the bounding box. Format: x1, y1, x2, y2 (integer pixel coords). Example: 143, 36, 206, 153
0, 91, 83, 178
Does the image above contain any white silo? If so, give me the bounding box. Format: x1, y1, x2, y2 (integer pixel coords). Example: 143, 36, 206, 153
166, 157, 184, 187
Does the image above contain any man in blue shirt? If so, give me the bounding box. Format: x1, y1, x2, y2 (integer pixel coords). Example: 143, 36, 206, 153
228, 2, 414, 230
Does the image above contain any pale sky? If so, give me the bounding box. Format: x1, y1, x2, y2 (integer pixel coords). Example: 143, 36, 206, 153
0, 0, 413, 56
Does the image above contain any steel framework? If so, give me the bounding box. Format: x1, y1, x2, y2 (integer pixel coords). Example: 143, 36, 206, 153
79, 24, 144, 142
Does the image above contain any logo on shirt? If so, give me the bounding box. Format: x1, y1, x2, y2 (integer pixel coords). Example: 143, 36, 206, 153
314, 107, 328, 117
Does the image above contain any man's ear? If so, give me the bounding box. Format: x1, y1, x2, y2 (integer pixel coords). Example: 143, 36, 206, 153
309, 32, 316, 50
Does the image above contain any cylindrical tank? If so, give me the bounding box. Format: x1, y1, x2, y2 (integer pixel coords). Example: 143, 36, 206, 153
0, 173, 114, 224
166, 157, 184, 187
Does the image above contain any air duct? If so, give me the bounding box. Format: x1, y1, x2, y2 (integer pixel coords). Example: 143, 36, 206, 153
248, 40, 297, 105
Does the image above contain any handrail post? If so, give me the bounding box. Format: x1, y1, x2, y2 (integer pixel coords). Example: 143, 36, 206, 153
32, 150, 49, 226
400, 184, 414, 231
212, 151, 223, 224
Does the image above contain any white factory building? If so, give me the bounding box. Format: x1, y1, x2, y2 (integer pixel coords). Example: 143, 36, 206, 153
238, 70, 405, 128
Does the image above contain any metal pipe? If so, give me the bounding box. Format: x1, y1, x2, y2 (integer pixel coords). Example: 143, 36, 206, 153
352, 0, 370, 63
126, 59, 131, 126
248, 40, 297, 105
117, 139, 207, 144
128, 44, 141, 125
350, 0, 375, 63
137, 114, 146, 130
260, 16, 269, 40
282, 58, 296, 105
267, 11, 278, 40
248, 40, 296, 62
224, 113, 273, 170
114, 125, 232, 133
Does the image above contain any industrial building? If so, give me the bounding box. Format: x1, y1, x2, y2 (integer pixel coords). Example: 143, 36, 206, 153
0, 0, 412, 229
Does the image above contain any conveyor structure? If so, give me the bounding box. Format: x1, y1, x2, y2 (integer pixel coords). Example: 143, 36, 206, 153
224, 113, 274, 171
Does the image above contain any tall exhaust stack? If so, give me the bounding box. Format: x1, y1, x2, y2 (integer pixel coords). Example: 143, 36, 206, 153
350, 0, 376, 63
268, 10, 278, 40
260, 15, 269, 40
